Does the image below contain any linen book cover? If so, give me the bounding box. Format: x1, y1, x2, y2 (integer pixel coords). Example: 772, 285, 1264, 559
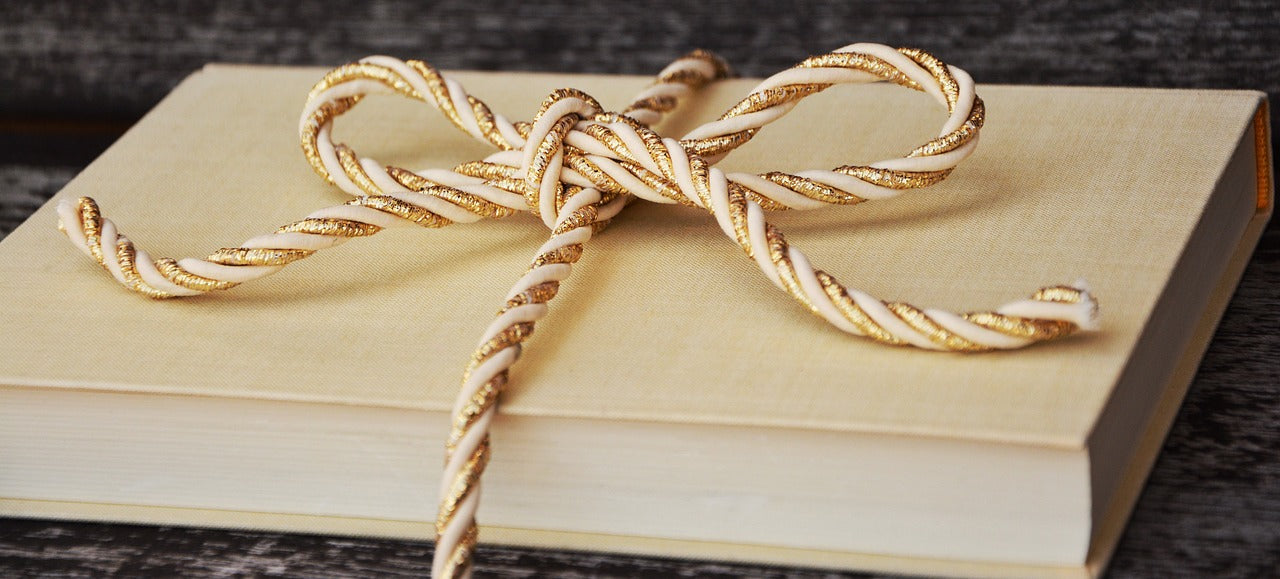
0, 64, 1270, 578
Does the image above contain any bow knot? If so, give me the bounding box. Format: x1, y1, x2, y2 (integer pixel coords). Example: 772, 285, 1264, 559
519, 88, 609, 226
57, 41, 1099, 351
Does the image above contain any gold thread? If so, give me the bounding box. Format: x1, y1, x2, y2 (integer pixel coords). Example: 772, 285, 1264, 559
910, 98, 985, 158
308, 62, 422, 103
300, 97, 360, 182
206, 247, 315, 266
468, 325, 533, 371
800, 51, 921, 91
278, 218, 382, 237
679, 130, 757, 158
616, 159, 691, 205
531, 244, 584, 269
524, 113, 578, 216
625, 95, 678, 114
897, 48, 960, 111
505, 282, 560, 308
963, 312, 1076, 341
77, 198, 104, 266
766, 225, 818, 314
836, 166, 953, 190
565, 154, 629, 197
437, 438, 489, 532
816, 271, 905, 345
335, 145, 384, 197
885, 302, 987, 351
467, 94, 516, 151
387, 167, 517, 219
1033, 286, 1084, 303
454, 160, 520, 182
580, 124, 638, 164
154, 258, 240, 292
761, 172, 865, 205
725, 185, 754, 255
551, 205, 598, 236
115, 239, 171, 299
720, 83, 830, 119
439, 524, 479, 579
685, 155, 715, 210
352, 195, 453, 228
448, 372, 507, 450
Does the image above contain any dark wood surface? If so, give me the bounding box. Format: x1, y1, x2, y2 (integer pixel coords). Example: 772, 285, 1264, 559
2, 1, 1278, 577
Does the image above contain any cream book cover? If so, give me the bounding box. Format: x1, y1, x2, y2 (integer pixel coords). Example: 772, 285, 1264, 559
0, 64, 1271, 578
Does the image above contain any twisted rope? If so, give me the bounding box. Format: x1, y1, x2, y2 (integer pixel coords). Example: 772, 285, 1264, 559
57, 42, 1098, 577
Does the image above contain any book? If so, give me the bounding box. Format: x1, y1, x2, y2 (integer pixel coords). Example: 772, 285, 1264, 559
0, 64, 1271, 578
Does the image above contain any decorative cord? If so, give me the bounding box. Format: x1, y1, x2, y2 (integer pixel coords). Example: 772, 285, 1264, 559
57, 43, 1098, 577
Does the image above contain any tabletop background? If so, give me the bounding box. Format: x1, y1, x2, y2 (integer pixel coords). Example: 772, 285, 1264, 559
1, 1, 1277, 577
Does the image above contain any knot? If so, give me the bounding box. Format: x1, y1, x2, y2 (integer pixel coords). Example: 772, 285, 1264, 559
55, 43, 1101, 578
519, 88, 604, 227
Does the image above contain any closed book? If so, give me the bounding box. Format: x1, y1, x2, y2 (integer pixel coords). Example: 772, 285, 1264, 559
0, 64, 1271, 578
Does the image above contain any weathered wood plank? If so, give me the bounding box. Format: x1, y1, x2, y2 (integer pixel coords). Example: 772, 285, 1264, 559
3, 1, 1278, 123
1, 1, 1277, 575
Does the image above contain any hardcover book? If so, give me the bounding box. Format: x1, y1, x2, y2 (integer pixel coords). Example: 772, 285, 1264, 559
0, 64, 1271, 578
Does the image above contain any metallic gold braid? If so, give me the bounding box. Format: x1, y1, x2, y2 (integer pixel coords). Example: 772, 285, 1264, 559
55, 43, 1101, 577
387, 168, 516, 220
207, 247, 314, 266
760, 172, 864, 206
277, 217, 382, 237
78, 196, 104, 264
638, 140, 1094, 352
434, 200, 604, 577
114, 237, 169, 299
621, 49, 732, 125
154, 257, 239, 292
299, 97, 360, 184
334, 145, 384, 197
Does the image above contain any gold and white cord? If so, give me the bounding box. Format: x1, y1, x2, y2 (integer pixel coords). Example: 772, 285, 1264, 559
57, 43, 1099, 577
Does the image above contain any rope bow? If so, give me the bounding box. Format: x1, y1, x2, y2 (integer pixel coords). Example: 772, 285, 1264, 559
57, 42, 1098, 577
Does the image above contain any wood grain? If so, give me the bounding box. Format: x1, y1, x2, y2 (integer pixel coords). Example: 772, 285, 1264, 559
3, 2, 1278, 124
1, 1, 1277, 576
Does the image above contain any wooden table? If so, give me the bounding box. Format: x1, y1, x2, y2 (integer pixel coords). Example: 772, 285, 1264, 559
2, 2, 1277, 576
